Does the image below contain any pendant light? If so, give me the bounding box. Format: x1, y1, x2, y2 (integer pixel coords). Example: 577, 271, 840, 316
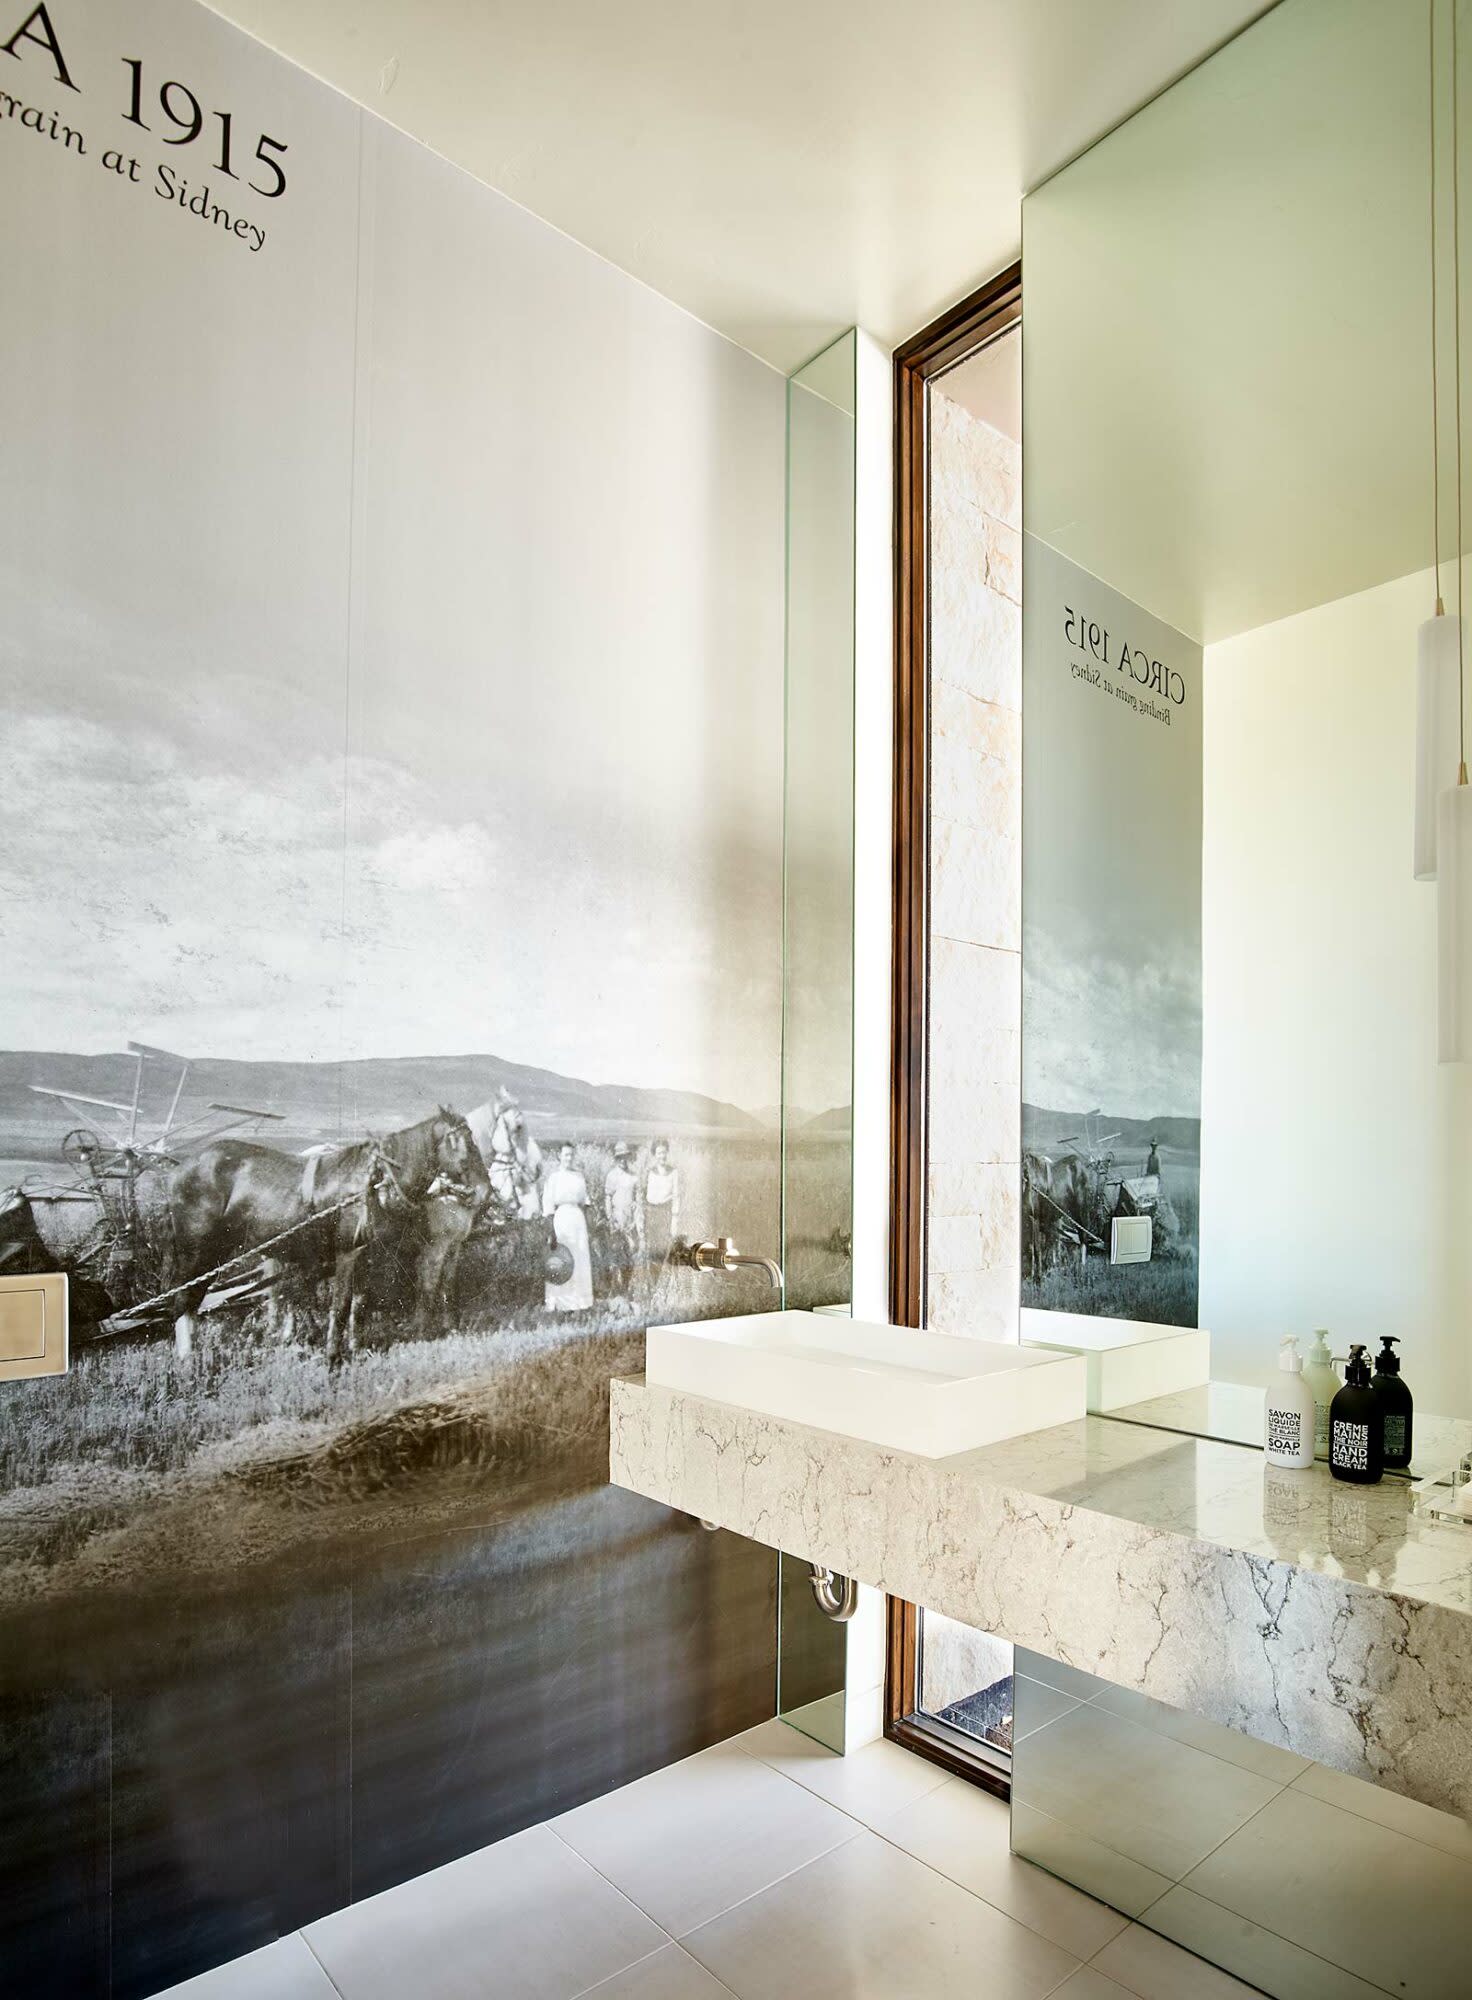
1417, 0, 1461, 881
1417, 614, 1461, 880
1437, 0, 1472, 1064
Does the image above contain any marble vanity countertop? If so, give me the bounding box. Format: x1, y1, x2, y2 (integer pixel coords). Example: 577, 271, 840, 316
610, 1376, 1472, 1817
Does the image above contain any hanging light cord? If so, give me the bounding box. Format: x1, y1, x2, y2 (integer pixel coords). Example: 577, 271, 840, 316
1454, 0, 1467, 780
1433, 0, 1444, 614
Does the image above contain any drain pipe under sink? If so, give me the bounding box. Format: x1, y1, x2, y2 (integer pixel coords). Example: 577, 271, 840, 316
684, 1243, 854, 1618
697, 1522, 857, 1622
806, 1564, 859, 1621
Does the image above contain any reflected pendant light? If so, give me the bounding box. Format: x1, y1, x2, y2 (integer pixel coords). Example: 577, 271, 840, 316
1437, 0, 1472, 1064
1438, 779, 1472, 1061
1416, 610, 1461, 879
1417, 0, 1460, 880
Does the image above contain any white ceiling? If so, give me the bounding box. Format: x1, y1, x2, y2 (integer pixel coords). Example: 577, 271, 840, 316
1024, 0, 1455, 646
202, 0, 1272, 372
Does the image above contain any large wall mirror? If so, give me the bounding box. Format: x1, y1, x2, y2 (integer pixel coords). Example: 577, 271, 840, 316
1021, 0, 1472, 1453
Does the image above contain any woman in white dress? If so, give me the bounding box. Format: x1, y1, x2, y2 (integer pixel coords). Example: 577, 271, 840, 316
642, 1138, 679, 1296
542, 1142, 594, 1312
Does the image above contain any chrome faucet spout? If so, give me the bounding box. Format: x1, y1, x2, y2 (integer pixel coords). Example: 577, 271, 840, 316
689, 1236, 784, 1291
728, 1252, 784, 1290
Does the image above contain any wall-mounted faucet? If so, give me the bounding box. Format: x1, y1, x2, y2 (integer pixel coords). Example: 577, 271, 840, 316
688, 1236, 784, 1291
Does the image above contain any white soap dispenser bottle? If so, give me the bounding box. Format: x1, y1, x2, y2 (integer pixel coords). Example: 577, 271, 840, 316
1302, 1329, 1341, 1458
1265, 1337, 1315, 1468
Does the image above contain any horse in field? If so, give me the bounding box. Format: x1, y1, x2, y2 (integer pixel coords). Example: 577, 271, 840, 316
168, 1107, 489, 1362
1022, 1150, 1100, 1281
467, 1090, 543, 1220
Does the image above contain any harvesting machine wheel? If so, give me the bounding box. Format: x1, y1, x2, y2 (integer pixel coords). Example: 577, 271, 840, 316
62, 1128, 104, 1173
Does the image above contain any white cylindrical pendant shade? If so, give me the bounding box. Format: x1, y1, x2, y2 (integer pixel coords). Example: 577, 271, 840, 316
1437, 782, 1472, 1063
1416, 613, 1462, 879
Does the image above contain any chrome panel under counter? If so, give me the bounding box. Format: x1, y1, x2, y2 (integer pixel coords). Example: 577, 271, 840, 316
610, 1376, 1472, 1817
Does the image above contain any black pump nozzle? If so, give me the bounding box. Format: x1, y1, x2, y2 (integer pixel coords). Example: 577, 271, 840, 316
1344, 1344, 1372, 1386
1376, 1335, 1402, 1375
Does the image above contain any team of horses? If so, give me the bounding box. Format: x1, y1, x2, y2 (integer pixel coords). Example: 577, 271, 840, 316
1021, 1150, 1098, 1282
167, 1096, 541, 1363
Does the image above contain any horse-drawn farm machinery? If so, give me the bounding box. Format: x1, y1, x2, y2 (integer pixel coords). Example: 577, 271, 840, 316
5, 1053, 555, 1356
1022, 1110, 1166, 1281
13, 1043, 280, 1322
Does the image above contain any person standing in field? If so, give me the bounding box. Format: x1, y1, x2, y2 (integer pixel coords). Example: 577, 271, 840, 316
542, 1142, 594, 1313
642, 1138, 680, 1294
604, 1141, 641, 1296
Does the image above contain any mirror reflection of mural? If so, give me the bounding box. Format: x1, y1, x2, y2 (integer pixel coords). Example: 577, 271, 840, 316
1021, 537, 1203, 1327
0, 0, 785, 1985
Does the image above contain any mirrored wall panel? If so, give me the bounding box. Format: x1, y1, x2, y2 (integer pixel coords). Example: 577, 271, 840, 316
1022, 0, 1472, 1453
782, 333, 856, 1311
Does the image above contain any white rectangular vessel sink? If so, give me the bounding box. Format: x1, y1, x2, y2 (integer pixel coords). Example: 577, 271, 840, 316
645, 1309, 1086, 1458
1020, 1308, 1210, 1412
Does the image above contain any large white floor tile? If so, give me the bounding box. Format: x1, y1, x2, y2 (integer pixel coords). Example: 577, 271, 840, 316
1012, 1701, 1280, 1880
1182, 1785, 1472, 2000
681, 1829, 1079, 2000
1145, 1884, 1389, 2000
732, 1719, 949, 1830
574, 1942, 736, 1998
1290, 1759, 1472, 1865
1089, 1682, 1311, 1786
1045, 1970, 1139, 2000
304, 1823, 665, 2000
1091, 1921, 1263, 1999
875, 1774, 1127, 1960
150, 1937, 340, 2000
553, 1738, 857, 1937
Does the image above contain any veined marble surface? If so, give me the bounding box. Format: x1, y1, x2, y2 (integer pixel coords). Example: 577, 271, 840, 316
611, 1377, 1472, 1817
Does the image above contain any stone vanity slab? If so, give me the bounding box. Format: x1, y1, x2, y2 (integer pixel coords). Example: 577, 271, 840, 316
610, 1377, 1472, 1818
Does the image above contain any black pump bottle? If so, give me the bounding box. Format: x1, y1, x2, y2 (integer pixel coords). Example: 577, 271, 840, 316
1373, 1336, 1414, 1471
1330, 1346, 1383, 1483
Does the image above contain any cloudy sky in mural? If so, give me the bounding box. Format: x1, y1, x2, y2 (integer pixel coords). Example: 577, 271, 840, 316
0, 19, 784, 1111
0, 673, 780, 1106
1022, 536, 1203, 1125
1024, 922, 1202, 1120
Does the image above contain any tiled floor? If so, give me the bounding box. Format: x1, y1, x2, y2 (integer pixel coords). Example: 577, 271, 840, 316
1010, 1662, 1472, 2000
154, 1723, 1267, 2000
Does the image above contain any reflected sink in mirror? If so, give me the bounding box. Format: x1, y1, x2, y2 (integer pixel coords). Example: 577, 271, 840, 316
1020, 1308, 1210, 1413
645, 1309, 1085, 1457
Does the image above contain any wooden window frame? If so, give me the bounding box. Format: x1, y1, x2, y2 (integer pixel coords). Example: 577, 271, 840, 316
885, 264, 1022, 1792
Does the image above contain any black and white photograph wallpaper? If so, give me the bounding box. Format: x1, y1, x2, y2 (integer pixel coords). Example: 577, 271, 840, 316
0, 0, 794, 1990
1021, 536, 1203, 1328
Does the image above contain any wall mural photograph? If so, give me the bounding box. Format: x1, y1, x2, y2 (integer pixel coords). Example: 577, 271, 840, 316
0, 0, 810, 1990
1021, 538, 1203, 1329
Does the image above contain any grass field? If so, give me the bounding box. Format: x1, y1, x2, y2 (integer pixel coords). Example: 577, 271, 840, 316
1023, 1155, 1200, 1328
0, 1311, 658, 1588
0, 1122, 784, 1594
1025, 1249, 1198, 1326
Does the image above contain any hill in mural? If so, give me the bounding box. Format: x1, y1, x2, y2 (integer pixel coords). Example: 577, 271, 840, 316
1022, 1103, 1200, 1161
0, 1048, 761, 1162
